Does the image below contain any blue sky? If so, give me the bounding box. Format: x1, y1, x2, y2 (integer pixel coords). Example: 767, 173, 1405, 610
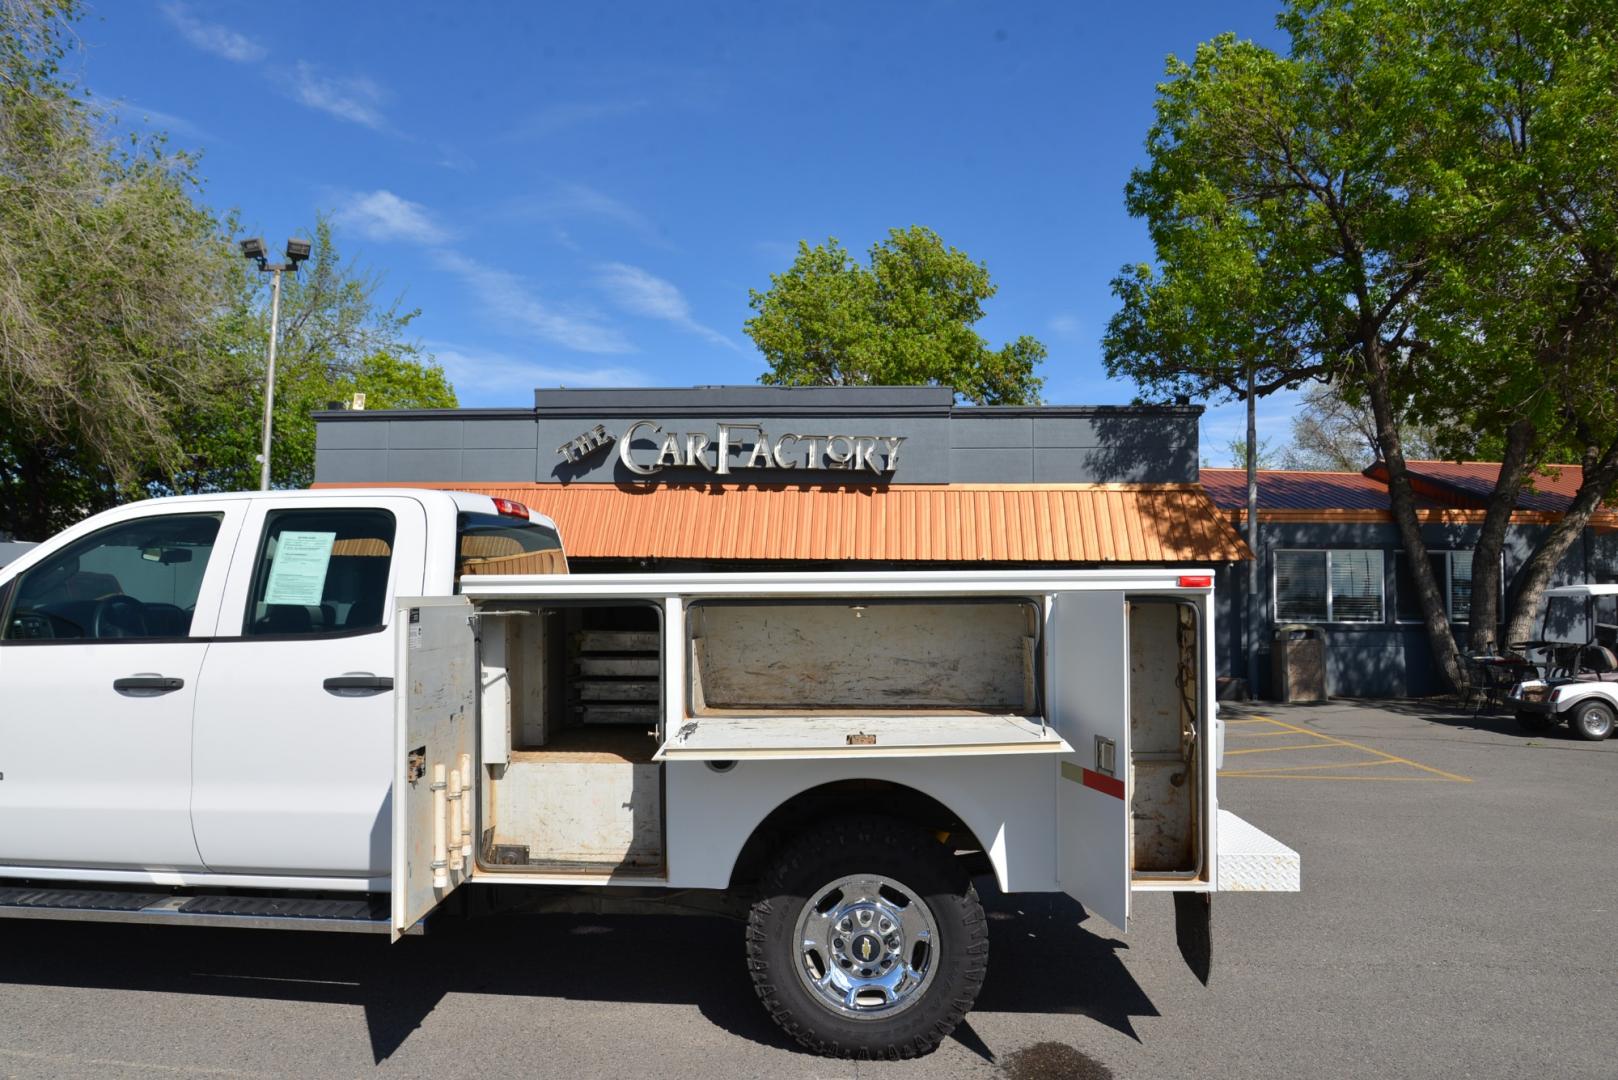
84, 1, 1298, 463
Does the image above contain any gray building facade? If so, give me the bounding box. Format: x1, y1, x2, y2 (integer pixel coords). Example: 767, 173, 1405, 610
1203, 468, 1618, 698
314, 386, 1202, 488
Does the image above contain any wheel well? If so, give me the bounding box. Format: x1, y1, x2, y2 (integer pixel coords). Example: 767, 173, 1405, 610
726, 780, 990, 893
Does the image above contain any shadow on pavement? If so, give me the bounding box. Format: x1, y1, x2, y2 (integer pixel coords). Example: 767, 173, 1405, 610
0, 875, 1154, 1064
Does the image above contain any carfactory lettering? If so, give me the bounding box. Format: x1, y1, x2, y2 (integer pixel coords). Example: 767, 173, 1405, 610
550, 420, 906, 476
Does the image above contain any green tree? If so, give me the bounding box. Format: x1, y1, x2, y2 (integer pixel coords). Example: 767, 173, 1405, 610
1222, 436, 1280, 471
1446, 2, 1618, 649
167, 220, 454, 494
1105, 0, 1618, 687
746, 226, 1046, 404
0, 3, 456, 533
0, 0, 236, 538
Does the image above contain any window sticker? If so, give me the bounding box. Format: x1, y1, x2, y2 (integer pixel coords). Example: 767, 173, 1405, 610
262, 530, 336, 605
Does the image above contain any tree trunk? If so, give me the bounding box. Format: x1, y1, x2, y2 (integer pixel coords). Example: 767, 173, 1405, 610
1503, 435, 1618, 648
1469, 418, 1536, 654
1362, 342, 1469, 692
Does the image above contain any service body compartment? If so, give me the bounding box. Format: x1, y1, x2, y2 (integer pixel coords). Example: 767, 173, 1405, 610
476, 601, 664, 875
453, 570, 1227, 911
687, 598, 1039, 713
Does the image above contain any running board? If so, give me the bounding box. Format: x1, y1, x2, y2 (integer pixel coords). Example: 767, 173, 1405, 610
0, 886, 413, 935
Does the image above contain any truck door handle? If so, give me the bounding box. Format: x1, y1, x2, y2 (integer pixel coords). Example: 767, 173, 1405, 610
323, 674, 394, 694
113, 675, 185, 694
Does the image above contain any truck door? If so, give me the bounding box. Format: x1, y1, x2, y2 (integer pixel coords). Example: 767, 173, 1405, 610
392, 595, 478, 940
190, 497, 426, 878
1047, 590, 1131, 930
0, 504, 243, 871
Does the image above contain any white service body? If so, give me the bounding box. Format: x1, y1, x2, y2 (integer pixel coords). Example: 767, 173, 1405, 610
0, 489, 1297, 947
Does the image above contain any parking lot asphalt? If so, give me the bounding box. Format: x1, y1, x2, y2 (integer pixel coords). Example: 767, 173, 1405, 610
1, 700, 1615, 1080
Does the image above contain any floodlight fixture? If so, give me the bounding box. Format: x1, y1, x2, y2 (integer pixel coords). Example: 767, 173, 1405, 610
237, 231, 307, 491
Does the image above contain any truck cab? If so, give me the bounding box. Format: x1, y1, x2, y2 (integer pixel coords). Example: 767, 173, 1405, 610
0, 489, 1297, 1059
0, 489, 558, 884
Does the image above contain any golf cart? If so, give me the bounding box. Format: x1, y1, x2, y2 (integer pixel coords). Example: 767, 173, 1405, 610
1508, 583, 1618, 740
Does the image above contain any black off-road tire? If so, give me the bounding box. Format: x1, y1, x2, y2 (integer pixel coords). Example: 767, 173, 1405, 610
1568, 700, 1616, 741
745, 816, 988, 1059
1515, 709, 1553, 732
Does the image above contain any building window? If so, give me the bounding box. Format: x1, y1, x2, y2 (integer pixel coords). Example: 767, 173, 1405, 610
1274, 549, 1385, 623
1395, 550, 1482, 624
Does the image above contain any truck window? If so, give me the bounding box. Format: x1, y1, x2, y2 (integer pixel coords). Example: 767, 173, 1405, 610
243, 509, 396, 637
1, 513, 223, 641
457, 512, 566, 578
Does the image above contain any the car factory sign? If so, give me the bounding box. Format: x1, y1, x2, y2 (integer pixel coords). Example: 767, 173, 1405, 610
557, 421, 906, 477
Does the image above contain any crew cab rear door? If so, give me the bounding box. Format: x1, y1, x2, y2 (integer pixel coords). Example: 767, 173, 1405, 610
392, 595, 477, 941
1047, 589, 1131, 930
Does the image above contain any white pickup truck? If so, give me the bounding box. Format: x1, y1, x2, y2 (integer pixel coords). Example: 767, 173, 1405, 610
0, 488, 1298, 1058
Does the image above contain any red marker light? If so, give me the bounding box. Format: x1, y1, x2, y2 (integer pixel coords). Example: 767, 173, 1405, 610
1178, 575, 1213, 589
491, 498, 531, 519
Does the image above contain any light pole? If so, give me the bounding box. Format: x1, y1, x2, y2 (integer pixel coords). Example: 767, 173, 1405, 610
239, 236, 310, 490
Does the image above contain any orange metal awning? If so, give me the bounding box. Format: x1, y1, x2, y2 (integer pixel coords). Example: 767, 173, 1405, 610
347, 482, 1251, 564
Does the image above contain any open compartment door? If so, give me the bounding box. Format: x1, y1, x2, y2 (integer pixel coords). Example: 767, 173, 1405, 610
1048, 590, 1130, 930
656, 595, 1071, 761
392, 596, 477, 941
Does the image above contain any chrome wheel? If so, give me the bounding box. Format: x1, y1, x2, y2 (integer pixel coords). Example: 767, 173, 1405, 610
792, 874, 939, 1020
1573, 703, 1615, 740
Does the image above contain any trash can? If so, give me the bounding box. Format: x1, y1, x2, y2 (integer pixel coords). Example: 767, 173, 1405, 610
1271, 624, 1327, 702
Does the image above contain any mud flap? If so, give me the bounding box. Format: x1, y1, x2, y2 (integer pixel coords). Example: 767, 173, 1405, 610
1174, 891, 1212, 985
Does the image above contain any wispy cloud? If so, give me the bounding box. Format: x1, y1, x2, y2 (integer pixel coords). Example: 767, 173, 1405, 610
160, 2, 266, 63
510, 182, 666, 245
436, 252, 634, 355
594, 262, 740, 352
333, 190, 449, 245
435, 145, 475, 173
292, 62, 386, 129
107, 99, 210, 141
323, 189, 637, 357
503, 98, 649, 141
1047, 313, 1082, 339
428, 342, 648, 397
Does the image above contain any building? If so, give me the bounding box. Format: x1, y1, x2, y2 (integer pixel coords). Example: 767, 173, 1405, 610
312, 384, 1248, 571
1202, 462, 1618, 698
311, 385, 1615, 699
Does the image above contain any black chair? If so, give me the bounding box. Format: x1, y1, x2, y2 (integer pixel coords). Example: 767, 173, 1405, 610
1468, 654, 1533, 716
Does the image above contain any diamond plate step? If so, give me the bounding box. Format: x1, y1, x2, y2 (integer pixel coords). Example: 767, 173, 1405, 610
1216, 809, 1301, 892
0, 886, 169, 911
177, 895, 385, 920
0, 886, 404, 933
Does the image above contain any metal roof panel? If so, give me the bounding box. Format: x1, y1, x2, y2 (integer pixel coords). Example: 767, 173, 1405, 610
349, 482, 1252, 563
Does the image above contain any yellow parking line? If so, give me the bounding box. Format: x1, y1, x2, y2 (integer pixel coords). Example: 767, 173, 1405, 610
1226, 730, 1314, 738
1216, 773, 1462, 782
1224, 743, 1337, 756
1220, 758, 1403, 776
1223, 718, 1283, 725
1257, 716, 1472, 783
